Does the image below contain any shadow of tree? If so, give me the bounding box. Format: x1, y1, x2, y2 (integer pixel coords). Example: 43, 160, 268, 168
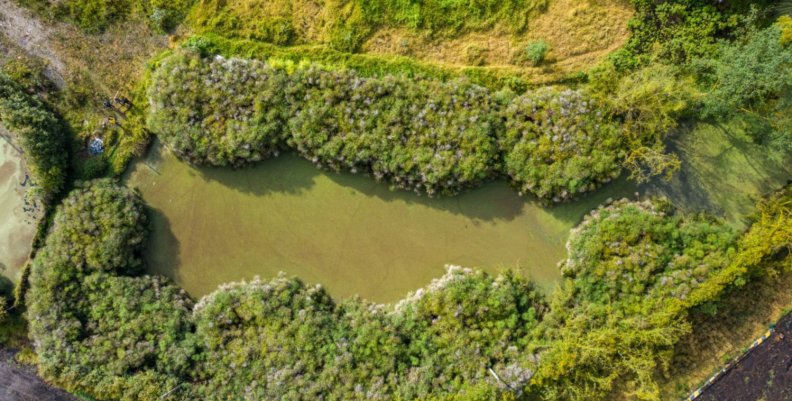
640, 121, 792, 226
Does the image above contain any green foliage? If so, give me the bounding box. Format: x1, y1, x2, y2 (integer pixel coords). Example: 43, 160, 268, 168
16, 0, 194, 33
611, 0, 758, 69
79, 156, 109, 180
590, 63, 695, 182
0, 73, 68, 195
531, 199, 736, 400
524, 40, 550, 66
286, 67, 499, 196
499, 88, 623, 201
183, 267, 545, 400
26, 179, 196, 400
695, 25, 792, 149
779, 15, 792, 45
187, 0, 548, 52
148, 50, 627, 200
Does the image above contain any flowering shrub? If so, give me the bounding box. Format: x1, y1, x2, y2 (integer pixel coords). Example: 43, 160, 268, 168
532, 198, 736, 400
286, 68, 499, 196
499, 89, 623, 202
148, 51, 626, 200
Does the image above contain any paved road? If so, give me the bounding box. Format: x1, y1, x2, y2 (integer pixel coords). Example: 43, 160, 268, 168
0, 349, 76, 401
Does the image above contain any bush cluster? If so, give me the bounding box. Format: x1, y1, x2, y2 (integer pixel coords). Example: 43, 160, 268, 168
26, 179, 196, 400
148, 51, 623, 200
0, 73, 68, 196
193, 268, 545, 400
531, 198, 737, 400
499, 89, 623, 201
610, 0, 756, 69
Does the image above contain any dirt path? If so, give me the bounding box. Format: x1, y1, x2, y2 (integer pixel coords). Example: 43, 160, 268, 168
0, 349, 76, 401
0, 0, 65, 88
699, 312, 792, 401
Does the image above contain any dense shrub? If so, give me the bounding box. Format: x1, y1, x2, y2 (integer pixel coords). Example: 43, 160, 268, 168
286, 68, 499, 195
26, 179, 196, 400
148, 51, 628, 200
191, 267, 546, 400
523, 40, 550, 66
531, 199, 736, 400
611, 0, 755, 69
0, 73, 68, 195
147, 55, 290, 167
589, 63, 694, 182
499, 89, 623, 201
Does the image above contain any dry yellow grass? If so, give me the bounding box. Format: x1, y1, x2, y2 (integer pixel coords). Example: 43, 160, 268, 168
361, 0, 632, 76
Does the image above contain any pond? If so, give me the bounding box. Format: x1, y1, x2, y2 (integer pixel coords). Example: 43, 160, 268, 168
126, 143, 636, 302
0, 135, 39, 283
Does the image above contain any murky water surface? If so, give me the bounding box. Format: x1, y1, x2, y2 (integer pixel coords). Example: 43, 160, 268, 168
126, 144, 634, 302
0, 137, 38, 283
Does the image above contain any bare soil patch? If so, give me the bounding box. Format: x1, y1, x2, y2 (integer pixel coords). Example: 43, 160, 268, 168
699, 311, 792, 401
0, 348, 76, 401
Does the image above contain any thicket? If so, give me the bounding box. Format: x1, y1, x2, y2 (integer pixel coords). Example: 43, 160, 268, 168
15, 0, 193, 32
0, 73, 68, 196
26, 179, 196, 400
27, 180, 791, 401
530, 199, 737, 400
148, 51, 623, 200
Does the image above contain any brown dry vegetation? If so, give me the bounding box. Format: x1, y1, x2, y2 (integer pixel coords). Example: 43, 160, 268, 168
360, 0, 632, 77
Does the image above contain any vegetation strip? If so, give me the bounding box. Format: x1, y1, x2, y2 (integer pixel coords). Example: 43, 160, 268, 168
148, 50, 624, 201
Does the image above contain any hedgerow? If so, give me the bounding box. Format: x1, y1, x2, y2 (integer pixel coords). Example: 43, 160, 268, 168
0, 73, 68, 196
147, 51, 623, 200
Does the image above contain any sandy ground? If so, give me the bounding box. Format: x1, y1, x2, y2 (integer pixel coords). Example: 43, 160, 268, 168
0, 0, 65, 88
0, 133, 39, 283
